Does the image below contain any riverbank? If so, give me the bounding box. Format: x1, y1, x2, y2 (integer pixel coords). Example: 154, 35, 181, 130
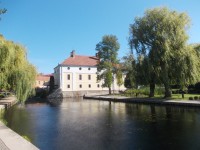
0, 121, 39, 150
0, 96, 18, 110
0, 96, 39, 150
84, 95, 200, 107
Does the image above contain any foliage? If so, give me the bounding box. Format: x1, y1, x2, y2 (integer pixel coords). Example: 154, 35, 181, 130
187, 82, 200, 94
22, 135, 31, 142
116, 68, 123, 88
0, 35, 37, 102
0, 8, 6, 15
0, 8, 6, 20
96, 35, 120, 94
189, 97, 193, 100
122, 54, 135, 88
0, 110, 7, 126
124, 72, 134, 88
129, 7, 200, 98
0, 93, 5, 98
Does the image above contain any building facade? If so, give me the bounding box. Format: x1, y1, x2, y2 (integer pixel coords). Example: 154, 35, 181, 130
54, 51, 126, 94
35, 74, 51, 88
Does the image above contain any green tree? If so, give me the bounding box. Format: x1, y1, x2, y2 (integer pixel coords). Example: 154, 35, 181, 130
122, 53, 135, 88
193, 43, 200, 54
96, 35, 120, 94
116, 68, 123, 89
0, 35, 37, 102
129, 7, 199, 98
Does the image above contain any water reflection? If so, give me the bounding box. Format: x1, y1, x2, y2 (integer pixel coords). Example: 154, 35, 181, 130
3, 98, 200, 150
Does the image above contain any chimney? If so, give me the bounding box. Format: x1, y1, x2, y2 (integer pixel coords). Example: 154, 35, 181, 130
70, 50, 75, 57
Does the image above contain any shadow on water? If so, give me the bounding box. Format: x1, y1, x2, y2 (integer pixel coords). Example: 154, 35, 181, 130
3, 97, 200, 150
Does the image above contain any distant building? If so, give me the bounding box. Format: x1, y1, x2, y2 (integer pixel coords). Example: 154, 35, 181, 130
35, 74, 52, 88
54, 50, 126, 96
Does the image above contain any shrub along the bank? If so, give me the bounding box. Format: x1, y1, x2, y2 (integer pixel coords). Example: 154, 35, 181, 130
123, 86, 165, 97
0, 94, 5, 98
189, 97, 194, 100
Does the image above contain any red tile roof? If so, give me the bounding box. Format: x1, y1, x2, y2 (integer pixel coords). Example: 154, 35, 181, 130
61, 55, 99, 66
36, 75, 51, 81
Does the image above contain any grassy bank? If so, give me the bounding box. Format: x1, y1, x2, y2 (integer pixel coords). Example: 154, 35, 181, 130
121, 88, 200, 100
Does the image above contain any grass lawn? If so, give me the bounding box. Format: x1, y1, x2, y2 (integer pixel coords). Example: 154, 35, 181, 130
171, 94, 200, 100
121, 93, 200, 101
154, 94, 200, 100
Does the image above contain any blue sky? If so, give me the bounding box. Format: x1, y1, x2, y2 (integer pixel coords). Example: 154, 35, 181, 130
0, 0, 200, 74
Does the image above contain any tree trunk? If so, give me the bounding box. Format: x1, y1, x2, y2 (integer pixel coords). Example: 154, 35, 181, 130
109, 87, 112, 95
164, 83, 171, 98
149, 83, 155, 97
160, 62, 171, 98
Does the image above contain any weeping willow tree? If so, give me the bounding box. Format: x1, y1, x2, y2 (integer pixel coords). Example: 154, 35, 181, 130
0, 35, 37, 102
129, 7, 200, 98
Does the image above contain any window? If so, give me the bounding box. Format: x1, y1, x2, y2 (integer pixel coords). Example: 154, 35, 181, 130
68, 67, 70, 70
88, 75, 91, 80
79, 84, 82, 88
67, 85, 70, 88
67, 74, 70, 80
88, 67, 91, 70
79, 75, 82, 80
97, 84, 100, 88
79, 67, 82, 70
89, 84, 91, 88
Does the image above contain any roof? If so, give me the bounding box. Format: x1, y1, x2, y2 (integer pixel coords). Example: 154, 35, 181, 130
36, 75, 51, 81
61, 55, 99, 67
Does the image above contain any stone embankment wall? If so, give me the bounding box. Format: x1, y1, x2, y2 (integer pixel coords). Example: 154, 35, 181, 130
62, 90, 109, 98
0, 96, 17, 111
47, 88, 63, 99
48, 89, 110, 99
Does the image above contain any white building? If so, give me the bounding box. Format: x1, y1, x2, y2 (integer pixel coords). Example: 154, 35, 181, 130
54, 50, 126, 96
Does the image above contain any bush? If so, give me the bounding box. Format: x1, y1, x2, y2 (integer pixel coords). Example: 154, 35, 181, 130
194, 96, 199, 100
139, 87, 149, 96
189, 97, 193, 100
35, 88, 48, 98
154, 86, 165, 95
22, 135, 31, 142
171, 89, 180, 94
124, 86, 165, 97
0, 94, 5, 98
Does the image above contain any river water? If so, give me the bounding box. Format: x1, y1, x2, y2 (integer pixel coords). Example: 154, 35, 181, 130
3, 98, 200, 150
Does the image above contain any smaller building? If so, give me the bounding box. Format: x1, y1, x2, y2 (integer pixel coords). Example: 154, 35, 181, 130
35, 74, 51, 88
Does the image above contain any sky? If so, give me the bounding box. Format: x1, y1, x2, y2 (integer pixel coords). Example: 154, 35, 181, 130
0, 0, 200, 74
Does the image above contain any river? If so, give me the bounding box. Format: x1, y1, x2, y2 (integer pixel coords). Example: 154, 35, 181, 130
3, 98, 200, 150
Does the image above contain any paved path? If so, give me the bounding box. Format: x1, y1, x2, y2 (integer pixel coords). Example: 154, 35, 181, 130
0, 96, 39, 150
0, 121, 39, 150
84, 95, 200, 107
0, 138, 9, 150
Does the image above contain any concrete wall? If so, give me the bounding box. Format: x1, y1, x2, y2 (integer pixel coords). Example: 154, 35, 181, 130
62, 90, 109, 98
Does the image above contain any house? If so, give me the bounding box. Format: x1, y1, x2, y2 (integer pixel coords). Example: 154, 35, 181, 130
35, 74, 51, 88
53, 50, 126, 97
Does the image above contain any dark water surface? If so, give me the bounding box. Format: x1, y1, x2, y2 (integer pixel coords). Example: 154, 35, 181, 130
3, 98, 200, 150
